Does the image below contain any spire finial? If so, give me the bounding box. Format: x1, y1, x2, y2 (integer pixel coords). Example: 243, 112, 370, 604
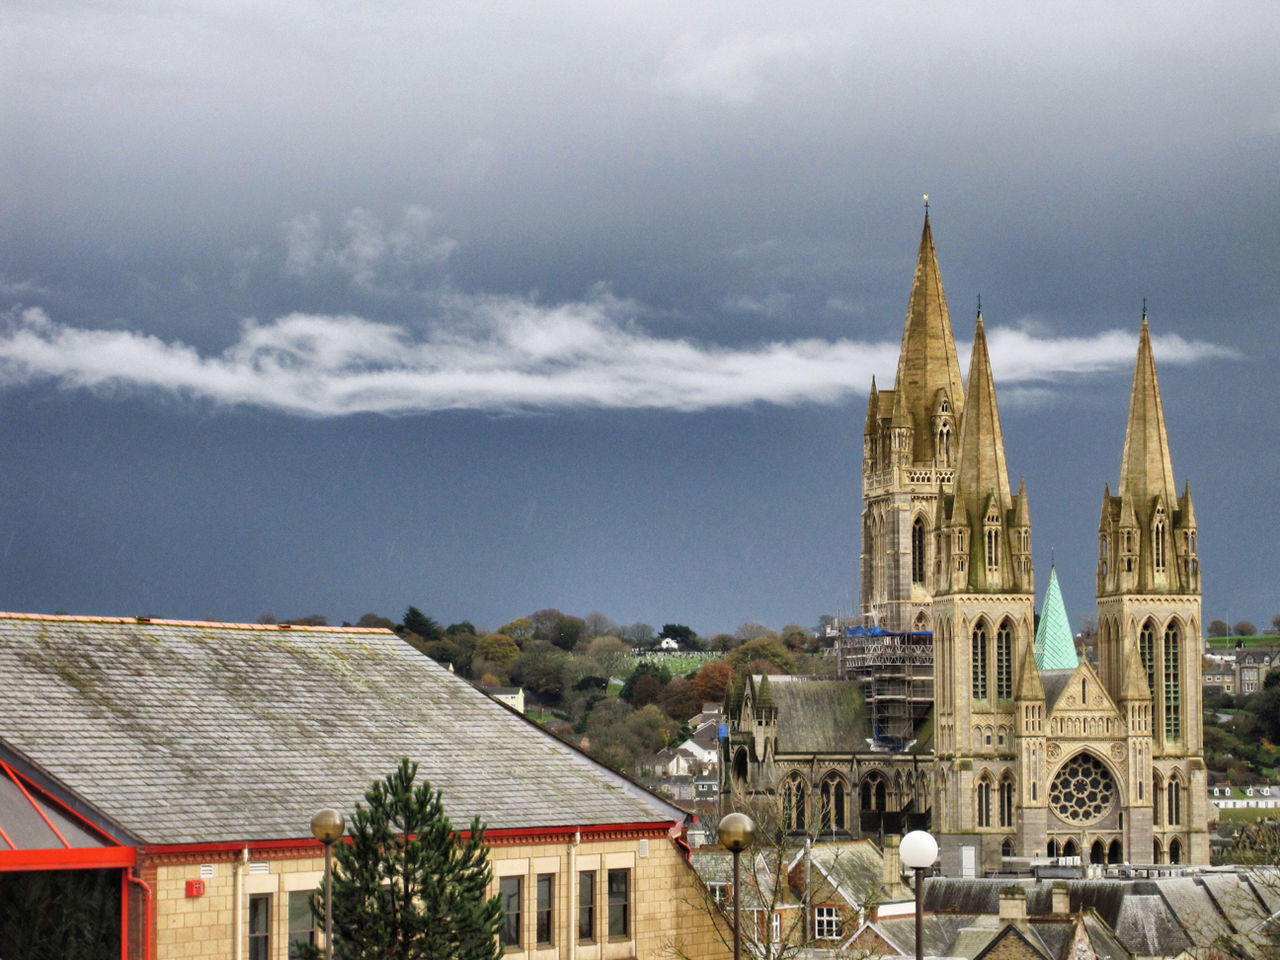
977, 293, 982, 317
1142, 297, 1147, 320
923, 193, 929, 216
1050, 546, 1055, 568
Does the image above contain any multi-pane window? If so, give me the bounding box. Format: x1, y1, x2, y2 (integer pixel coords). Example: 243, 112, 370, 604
814, 906, 841, 939
996, 623, 1013, 699
287, 891, 316, 959
999, 778, 1014, 828
1164, 624, 1181, 739
1167, 779, 1182, 826
1140, 622, 1156, 695
819, 775, 846, 832
578, 872, 595, 942
536, 874, 554, 946
782, 774, 807, 832
972, 623, 988, 699
607, 869, 630, 938
248, 895, 271, 960
986, 527, 1000, 572
500, 876, 522, 949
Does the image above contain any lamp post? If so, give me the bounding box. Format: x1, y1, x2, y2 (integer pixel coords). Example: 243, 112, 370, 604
719, 812, 756, 960
310, 808, 345, 960
900, 830, 938, 960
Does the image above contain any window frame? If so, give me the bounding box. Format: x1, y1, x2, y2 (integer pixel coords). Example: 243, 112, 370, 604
814, 905, 841, 940
287, 890, 316, 959
248, 894, 271, 960
578, 871, 596, 943
500, 875, 523, 950
535, 873, 554, 946
607, 868, 630, 939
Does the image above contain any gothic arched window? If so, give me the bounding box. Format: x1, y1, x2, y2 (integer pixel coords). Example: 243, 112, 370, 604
819, 774, 847, 833
1140, 620, 1156, 696
976, 776, 993, 828
996, 621, 1013, 699
1153, 506, 1167, 572
782, 773, 807, 832
1164, 622, 1181, 739
912, 517, 927, 585
1167, 775, 1182, 826
860, 772, 887, 812
999, 776, 1015, 828
972, 622, 989, 699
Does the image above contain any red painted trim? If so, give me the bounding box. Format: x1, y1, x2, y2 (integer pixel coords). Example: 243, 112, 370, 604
0, 759, 71, 848
127, 866, 153, 960
120, 870, 128, 960
0, 845, 136, 871
141, 821, 678, 857
0, 820, 15, 850
479, 822, 678, 840
0, 758, 127, 846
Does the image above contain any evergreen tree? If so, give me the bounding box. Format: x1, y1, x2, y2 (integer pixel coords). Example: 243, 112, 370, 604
306, 759, 502, 960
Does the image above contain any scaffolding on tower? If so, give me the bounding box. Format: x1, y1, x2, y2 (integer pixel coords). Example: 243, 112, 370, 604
836, 626, 934, 751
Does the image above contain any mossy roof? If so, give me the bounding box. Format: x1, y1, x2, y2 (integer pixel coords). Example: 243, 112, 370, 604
0, 613, 685, 845
771, 679, 869, 753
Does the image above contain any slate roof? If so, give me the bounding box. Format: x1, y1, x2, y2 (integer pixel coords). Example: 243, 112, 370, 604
771, 678, 869, 754
918, 874, 1280, 960
1040, 670, 1076, 712
0, 614, 685, 845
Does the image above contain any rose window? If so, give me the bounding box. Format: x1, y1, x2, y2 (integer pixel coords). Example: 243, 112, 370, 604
1049, 753, 1116, 824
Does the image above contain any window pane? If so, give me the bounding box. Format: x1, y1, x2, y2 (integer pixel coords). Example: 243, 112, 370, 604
607, 869, 629, 938
500, 876, 522, 948
288, 891, 315, 959
249, 895, 270, 960
578, 872, 595, 941
536, 874, 554, 945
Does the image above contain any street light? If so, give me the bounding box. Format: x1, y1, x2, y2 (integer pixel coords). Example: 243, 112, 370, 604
311, 808, 345, 960
719, 812, 756, 960
900, 830, 938, 960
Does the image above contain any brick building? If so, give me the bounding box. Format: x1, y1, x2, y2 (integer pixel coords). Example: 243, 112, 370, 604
0, 613, 727, 959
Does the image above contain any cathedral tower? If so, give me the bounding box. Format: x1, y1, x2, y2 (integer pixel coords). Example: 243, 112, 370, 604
931, 310, 1036, 861
1096, 311, 1206, 864
861, 213, 966, 631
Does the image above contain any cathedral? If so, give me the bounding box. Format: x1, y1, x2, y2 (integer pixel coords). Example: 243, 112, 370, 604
721, 214, 1208, 872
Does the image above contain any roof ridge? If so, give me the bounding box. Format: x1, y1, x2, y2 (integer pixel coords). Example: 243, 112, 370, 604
0, 611, 395, 634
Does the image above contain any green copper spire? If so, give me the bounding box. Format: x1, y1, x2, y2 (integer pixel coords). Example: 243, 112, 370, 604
1034, 565, 1078, 670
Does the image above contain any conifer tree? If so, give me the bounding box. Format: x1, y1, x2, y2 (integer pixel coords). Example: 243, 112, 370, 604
306, 759, 502, 960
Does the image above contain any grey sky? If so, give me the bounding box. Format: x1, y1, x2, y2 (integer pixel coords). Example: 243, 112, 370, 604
1, 1, 1277, 632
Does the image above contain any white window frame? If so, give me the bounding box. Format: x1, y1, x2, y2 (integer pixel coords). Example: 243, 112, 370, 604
814, 906, 840, 939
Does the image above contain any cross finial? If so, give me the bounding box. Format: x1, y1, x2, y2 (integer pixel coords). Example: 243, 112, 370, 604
923, 193, 929, 213
976, 293, 982, 317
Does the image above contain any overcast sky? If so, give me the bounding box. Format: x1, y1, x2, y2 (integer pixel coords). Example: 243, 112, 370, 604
2, 1, 1277, 635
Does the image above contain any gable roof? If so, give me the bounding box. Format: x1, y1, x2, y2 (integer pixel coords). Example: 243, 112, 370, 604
771, 678, 869, 754
0, 613, 684, 845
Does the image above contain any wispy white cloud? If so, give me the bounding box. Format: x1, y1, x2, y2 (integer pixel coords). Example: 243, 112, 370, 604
0, 302, 1238, 418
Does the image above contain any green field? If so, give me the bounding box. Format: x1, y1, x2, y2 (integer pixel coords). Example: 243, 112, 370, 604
1207, 634, 1280, 648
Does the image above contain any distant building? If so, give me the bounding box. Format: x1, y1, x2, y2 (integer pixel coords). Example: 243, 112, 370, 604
0, 613, 726, 959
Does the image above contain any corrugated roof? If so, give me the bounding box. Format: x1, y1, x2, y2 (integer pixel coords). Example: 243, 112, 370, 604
1034, 567, 1078, 671
772, 679, 869, 754
0, 614, 684, 844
